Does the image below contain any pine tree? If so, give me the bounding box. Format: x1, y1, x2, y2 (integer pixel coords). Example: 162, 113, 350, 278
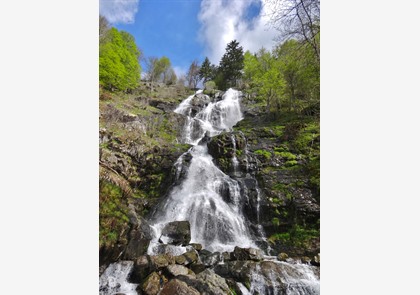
199, 57, 213, 83
218, 40, 244, 89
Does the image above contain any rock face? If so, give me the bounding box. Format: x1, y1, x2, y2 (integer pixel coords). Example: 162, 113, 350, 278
124, 216, 153, 260
232, 246, 264, 261
159, 279, 200, 295
160, 221, 191, 246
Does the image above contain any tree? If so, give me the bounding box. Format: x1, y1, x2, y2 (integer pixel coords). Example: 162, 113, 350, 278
99, 15, 110, 45
186, 60, 201, 89
243, 48, 284, 113
99, 28, 141, 91
145, 56, 171, 84
199, 57, 214, 83
218, 40, 244, 89
164, 67, 177, 85
266, 0, 320, 61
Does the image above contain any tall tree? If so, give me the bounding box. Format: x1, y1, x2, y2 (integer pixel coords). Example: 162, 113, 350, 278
199, 57, 214, 83
243, 48, 284, 113
186, 60, 201, 89
266, 0, 320, 61
99, 28, 141, 91
145, 56, 171, 83
99, 15, 110, 45
218, 40, 244, 89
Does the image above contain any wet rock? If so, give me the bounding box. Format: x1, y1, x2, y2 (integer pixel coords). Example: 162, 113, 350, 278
301, 256, 312, 264
311, 253, 320, 266
124, 217, 153, 260
189, 243, 202, 251
175, 254, 187, 265
199, 251, 223, 267
277, 252, 289, 262
160, 221, 191, 246
141, 272, 161, 295
189, 263, 206, 274
182, 249, 199, 264
129, 255, 152, 283
164, 264, 196, 279
232, 246, 264, 261
159, 279, 200, 295
222, 252, 231, 262
175, 269, 231, 295
150, 254, 175, 269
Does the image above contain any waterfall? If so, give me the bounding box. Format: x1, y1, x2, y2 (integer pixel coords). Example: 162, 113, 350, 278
248, 261, 320, 295
148, 89, 256, 253
99, 261, 138, 295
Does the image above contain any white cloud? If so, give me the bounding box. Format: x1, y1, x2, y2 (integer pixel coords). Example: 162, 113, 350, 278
100, 0, 139, 24
198, 0, 279, 64
173, 66, 187, 78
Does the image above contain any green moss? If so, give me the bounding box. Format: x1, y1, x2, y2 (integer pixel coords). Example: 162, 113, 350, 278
254, 149, 272, 159
272, 217, 280, 227
99, 181, 129, 247
269, 225, 319, 248
274, 151, 296, 160
284, 160, 298, 167
273, 183, 293, 200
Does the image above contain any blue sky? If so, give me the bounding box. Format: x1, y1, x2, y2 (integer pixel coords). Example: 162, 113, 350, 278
99, 0, 278, 77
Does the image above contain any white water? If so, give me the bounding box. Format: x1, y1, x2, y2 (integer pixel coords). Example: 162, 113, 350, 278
148, 89, 256, 254
248, 261, 320, 295
99, 261, 138, 295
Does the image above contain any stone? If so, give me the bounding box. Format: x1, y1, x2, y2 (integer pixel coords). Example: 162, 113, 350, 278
141, 272, 162, 295
189, 243, 202, 251
159, 279, 200, 295
182, 249, 199, 264
311, 253, 320, 266
175, 254, 187, 265
130, 255, 151, 283
160, 221, 191, 246
200, 251, 223, 267
150, 254, 175, 269
232, 246, 264, 261
277, 252, 289, 262
124, 218, 153, 260
189, 263, 206, 274
164, 264, 196, 279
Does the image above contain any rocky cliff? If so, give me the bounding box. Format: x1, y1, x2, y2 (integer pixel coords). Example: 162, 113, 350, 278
99, 84, 320, 294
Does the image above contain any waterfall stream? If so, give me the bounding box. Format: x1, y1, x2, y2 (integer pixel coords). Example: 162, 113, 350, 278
148, 89, 256, 253
100, 89, 320, 295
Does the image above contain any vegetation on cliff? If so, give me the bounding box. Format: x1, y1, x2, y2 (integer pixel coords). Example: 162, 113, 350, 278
99, 2, 320, 261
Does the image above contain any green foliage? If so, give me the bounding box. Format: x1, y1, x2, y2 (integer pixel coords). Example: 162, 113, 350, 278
199, 57, 215, 83
218, 40, 244, 89
99, 28, 141, 91
254, 149, 272, 159
274, 151, 296, 160
272, 217, 280, 227
99, 180, 129, 247
243, 48, 285, 112
242, 38, 319, 115
269, 225, 319, 248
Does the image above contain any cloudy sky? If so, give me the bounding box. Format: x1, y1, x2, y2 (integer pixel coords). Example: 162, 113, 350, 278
100, 0, 279, 76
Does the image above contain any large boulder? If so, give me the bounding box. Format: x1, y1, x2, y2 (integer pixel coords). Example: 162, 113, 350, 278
175, 269, 231, 295
232, 246, 264, 261
159, 279, 200, 295
124, 217, 153, 260
164, 264, 196, 279
140, 272, 163, 295
160, 221, 191, 246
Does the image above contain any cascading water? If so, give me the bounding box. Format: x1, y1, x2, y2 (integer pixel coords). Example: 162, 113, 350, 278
99, 261, 138, 295
248, 260, 320, 295
100, 89, 320, 295
148, 89, 256, 253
